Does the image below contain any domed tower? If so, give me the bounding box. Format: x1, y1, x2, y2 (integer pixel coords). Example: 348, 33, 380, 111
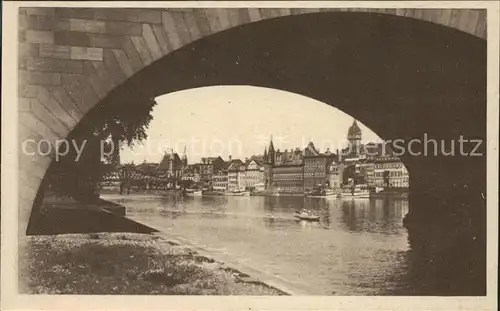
347, 119, 362, 155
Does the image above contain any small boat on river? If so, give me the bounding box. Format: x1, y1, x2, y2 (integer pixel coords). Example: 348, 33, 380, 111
306, 187, 338, 198
338, 185, 370, 199
225, 189, 250, 196
184, 188, 203, 197
294, 209, 320, 221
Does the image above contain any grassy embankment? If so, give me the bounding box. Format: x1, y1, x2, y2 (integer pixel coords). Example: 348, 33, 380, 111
19, 233, 285, 295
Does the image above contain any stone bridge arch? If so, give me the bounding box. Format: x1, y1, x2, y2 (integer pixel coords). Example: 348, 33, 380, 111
18, 7, 487, 294
19, 6, 486, 226
18, 8, 486, 232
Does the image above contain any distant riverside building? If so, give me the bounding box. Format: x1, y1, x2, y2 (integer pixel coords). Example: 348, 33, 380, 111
373, 156, 409, 188
262, 136, 306, 193
135, 161, 158, 175
303, 142, 337, 191
337, 119, 409, 190
245, 159, 264, 189
181, 170, 200, 183
157, 149, 187, 187
149, 119, 409, 194
328, 162, 345, 190
358, 162, 375, 187
340, 120, 365, 162
271, 164, 304, 194
228, 159, 246, 191
272, 144, 304, 194
212, 161, 231, 191
198, 156, 225, 187
249, 154, 266, 163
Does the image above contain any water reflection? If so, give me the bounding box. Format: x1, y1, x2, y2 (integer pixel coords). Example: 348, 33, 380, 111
341, 199, 409, 235
102, 193, 410, 295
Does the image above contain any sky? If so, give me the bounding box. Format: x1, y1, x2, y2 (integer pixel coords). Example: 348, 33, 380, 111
120, 86, 382, 164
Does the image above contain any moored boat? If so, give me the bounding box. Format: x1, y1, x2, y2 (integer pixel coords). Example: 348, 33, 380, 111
224, 189, 250, 196
184, 188, 203, 197
306, 187, 338, 198
338, 185, 370, 199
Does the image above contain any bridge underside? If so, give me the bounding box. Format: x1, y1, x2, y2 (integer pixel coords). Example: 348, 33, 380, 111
19, 8, 487, 295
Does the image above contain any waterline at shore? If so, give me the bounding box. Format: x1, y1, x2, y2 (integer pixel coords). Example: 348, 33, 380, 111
18, 232, 286, 295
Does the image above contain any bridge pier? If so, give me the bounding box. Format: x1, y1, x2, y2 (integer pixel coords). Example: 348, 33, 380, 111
404, 171, 486, 295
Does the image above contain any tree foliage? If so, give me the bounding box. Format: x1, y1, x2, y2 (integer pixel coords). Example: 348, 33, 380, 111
44, 92, 158, 202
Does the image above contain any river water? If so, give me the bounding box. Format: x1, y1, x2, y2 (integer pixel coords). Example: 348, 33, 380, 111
102, 193, 411, 295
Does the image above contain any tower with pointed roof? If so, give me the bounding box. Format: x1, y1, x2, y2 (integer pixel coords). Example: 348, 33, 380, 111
347, 119, 362, 155
263, 135, 275, 190
267, 135, 275, 165
182, 145, 188, 167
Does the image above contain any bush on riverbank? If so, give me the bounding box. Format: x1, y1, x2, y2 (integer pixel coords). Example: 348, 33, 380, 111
19, 233, 284, 295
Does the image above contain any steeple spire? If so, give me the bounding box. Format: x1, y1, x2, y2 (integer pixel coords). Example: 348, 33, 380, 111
182, 145, 188, 166
269, 134, 275, 152
268, 134, 275, 165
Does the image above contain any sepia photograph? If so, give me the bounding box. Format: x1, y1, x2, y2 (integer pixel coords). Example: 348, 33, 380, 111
1, 1, 499, 310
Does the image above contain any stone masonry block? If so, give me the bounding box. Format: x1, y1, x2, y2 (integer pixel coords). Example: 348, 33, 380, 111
161, 12, 183, 50
169, 11, 192, 44
19, 98, 33, 111
45, 85, 84, 120
89, 33, 127, 49
19, 42, 39, 58
39, 44, 70, 59
70, 46, 103, 61
19, 85, 42, 98
19, 14, 28, 30
36, 87, 78, 129
192, 9, 212, 37
19, 30, 26, 43
112, 49, 135, 78
54, 18, 71, 31
26, 57, 84, 74
18, 111, 60, 142
105, 21, 143, 36
54, 31, 90, 47
27, 15, 57, 31
142, 24, 163, 61
183, 12, 202, 41
19, 70, 61, 86
130, 36, 153, 66
94, 8, 162, 24
121, 37, 144, 72
25, 30, 54, 44
69, 18, 106, 33
54, 8, 95, 20
30, 97, 71, 136
61, 73, 99, 114
82, 61, 112, 99
102, 49, 127, 84
66, 18, 143, 36
151, 24, 171, 54
26, 8, 55, 16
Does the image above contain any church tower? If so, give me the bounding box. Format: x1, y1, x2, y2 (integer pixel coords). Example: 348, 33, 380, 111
267, 135, 275, 165
347, 119, 362, 155
182, 145, 188, 167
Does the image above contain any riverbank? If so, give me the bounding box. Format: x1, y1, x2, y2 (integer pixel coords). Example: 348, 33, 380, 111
19, 232, 286, 295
